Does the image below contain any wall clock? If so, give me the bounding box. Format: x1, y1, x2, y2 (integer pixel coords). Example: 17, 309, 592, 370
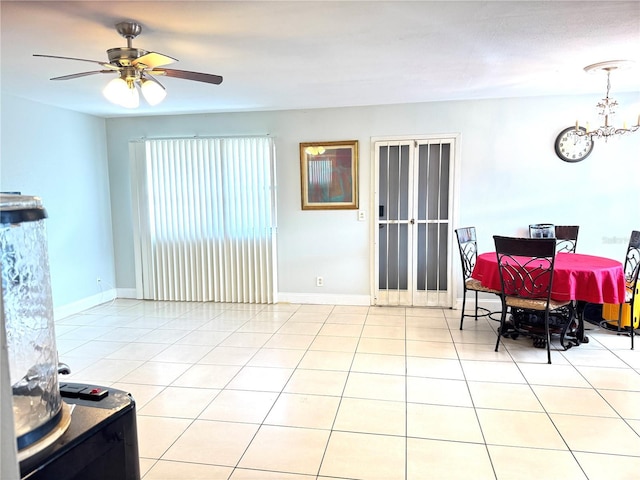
554, 126, 594, 162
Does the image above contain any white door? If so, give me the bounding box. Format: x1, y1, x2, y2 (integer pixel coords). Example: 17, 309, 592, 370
374, 137, 456, 307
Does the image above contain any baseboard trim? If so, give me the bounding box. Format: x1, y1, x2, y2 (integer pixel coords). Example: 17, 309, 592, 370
57, 291, 499, 317
54, 288, 118, 321
456, 297, 502, 311
278, 292, 371, 306
116, 288, 138, 299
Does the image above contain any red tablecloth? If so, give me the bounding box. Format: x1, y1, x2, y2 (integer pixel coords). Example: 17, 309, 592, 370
471, 252, 626, 304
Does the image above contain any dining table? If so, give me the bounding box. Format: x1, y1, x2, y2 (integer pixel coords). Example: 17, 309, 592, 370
471, 252, 626, 305
471, 251, 626, 343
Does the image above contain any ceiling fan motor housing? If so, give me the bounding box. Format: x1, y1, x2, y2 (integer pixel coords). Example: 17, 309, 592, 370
107, 47, 149, 67
116, 22, 142, 40
110, 21, 147, 68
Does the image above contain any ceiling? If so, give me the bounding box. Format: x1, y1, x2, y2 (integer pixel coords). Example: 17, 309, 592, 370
1, 1, 639, 118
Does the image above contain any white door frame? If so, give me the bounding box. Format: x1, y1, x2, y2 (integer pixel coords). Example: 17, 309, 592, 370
370, 134, 460, 307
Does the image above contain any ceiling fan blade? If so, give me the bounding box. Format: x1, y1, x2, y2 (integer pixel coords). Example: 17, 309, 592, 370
50, 70, 115, 81
34, 54, 119, 70
132, 52, 177, 69
151, 68, 223, 85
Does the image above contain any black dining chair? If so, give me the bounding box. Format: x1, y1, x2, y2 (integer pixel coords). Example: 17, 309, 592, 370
554, 225, 580, 253
529, 223, 555, 238
617, 230, 640, 350
493, 236, 577, 364
455, 227, 500, 330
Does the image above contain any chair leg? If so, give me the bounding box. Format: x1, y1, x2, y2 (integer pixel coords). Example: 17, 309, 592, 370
631, 301, 635, 350
474, 290, 479, 321
495, 299, 506, 352
460, 288, 467, 330
544, 311, 552, 364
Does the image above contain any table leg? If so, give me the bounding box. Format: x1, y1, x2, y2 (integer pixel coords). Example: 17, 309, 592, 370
575, 300, 589, 344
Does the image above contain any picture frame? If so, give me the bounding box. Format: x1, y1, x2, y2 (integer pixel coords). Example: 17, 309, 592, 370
299, 140, 359, 210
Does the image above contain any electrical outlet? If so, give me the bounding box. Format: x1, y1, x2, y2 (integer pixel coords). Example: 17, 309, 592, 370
316, 276, 324, 287
358, 210, 366, 221
96, 277, 102, 285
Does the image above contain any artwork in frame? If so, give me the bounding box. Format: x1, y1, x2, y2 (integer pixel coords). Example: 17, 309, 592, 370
300, 140, 359, 210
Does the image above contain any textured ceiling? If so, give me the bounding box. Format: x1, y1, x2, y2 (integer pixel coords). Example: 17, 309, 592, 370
1, 1, 639, 118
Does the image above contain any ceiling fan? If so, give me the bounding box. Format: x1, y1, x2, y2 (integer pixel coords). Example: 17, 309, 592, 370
34, 21, 223, 108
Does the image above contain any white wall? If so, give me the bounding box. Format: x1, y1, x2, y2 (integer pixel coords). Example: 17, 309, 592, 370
3, 91, 637, 309
0, 95, 116, 315
105, 93, 640, 303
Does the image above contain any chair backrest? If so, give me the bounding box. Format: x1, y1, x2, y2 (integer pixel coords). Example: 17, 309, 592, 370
554, 225, 580, 253
623, 230, 640, 302
455, 227, 478, 281
529, 223, 555, 238
493, 236, 557, 301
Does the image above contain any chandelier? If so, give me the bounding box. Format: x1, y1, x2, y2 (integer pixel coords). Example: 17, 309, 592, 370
573, 60, 639, 141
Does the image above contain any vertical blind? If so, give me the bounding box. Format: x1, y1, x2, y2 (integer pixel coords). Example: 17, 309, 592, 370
131, 136, 277, 303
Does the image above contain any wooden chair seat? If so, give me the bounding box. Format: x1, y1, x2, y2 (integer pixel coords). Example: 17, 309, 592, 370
505, 296, 571, 311
466, 278, 500, 294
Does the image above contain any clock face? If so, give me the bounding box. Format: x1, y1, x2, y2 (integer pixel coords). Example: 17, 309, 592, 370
555, 126, 594, 162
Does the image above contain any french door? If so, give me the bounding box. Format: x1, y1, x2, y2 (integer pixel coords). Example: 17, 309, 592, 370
374, 137, 456, 307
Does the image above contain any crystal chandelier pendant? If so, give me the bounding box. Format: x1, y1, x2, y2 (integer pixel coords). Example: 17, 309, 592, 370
573, 60, 639, 141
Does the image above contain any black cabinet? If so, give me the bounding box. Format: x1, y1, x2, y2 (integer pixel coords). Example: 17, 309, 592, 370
20, 384, 139, 480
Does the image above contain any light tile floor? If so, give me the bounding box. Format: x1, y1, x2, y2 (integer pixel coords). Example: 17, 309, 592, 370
55, 300, 640, 479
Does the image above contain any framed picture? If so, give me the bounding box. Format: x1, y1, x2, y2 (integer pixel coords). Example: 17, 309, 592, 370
300, 140, 359, 210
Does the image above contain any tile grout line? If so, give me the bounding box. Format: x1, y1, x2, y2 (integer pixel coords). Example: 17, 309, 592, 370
451, 311, 499, 480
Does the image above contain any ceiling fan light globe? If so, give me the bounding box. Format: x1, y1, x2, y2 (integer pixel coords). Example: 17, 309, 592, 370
140, 79, 167, 106
103, 77, 129, 104
103, 77, 139, 108
119, 85, 140, 108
